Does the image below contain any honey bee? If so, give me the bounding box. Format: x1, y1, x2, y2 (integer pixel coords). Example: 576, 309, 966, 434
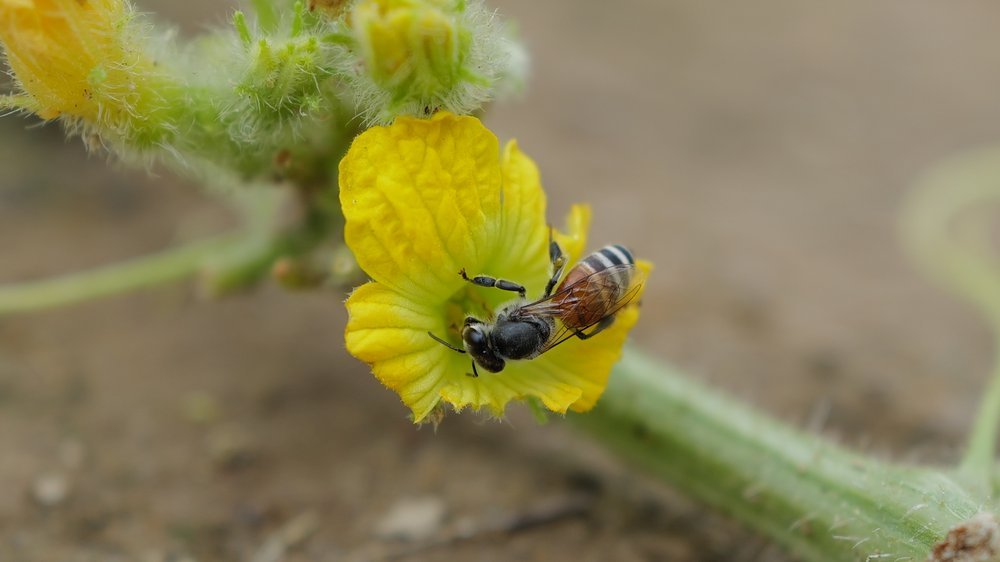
429, 240, 644, 377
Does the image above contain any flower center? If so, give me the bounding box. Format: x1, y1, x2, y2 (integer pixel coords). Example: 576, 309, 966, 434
440, 283, 506, 344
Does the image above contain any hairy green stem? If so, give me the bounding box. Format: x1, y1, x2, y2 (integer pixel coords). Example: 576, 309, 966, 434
0, 234, 242, 315
573, 348, 986, 562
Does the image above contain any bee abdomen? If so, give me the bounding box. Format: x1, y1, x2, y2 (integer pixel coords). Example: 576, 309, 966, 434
596, 244, 635, 268
558, 245, 636, 327
575, 245, 635, 280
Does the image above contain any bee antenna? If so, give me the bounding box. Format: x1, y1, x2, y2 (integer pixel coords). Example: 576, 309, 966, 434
428, 331, 466, 354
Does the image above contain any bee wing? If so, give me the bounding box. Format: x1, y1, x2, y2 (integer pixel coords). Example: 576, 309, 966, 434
518, 264, 646, 354
517, 264, 633, 315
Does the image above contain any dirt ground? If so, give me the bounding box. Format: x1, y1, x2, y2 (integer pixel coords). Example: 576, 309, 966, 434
3, 1, 1000, 560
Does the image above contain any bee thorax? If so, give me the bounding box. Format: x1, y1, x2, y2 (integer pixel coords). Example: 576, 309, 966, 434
491, 317, 552, 360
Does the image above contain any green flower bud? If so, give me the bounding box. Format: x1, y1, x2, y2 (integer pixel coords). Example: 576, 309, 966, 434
345, 0, 526, 122
353, 0, 467, 95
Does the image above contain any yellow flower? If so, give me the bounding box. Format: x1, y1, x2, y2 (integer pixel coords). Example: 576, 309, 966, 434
340, 112, 650, 422
0, 0, 163, 133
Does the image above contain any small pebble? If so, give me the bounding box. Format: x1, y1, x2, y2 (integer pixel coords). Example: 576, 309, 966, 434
374, 496, 446, 542
32, 473, 69, 507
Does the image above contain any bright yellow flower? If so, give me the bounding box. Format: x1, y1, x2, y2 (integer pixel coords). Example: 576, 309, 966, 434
0, 0, 163, 132
340, 112, 650, 422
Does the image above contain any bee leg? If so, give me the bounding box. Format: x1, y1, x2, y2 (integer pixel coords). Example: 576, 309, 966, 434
544, 236, 566, 297
467, 360, 480, 378
459, 268, 526, 299
575, 316, 616, 340
428, 331, 466, 354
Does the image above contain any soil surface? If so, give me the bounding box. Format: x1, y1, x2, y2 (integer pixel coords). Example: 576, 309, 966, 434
3, 1, 1000, 560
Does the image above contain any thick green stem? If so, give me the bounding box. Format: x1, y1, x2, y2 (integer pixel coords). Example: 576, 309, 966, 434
573, 348, 985, 562
0, 234, 241, 315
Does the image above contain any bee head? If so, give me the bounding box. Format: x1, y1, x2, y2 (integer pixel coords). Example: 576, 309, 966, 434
461, 319, 505, 373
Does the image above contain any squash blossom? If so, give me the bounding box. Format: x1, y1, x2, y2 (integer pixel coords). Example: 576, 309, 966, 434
340, 112, 651, 422
0, 0, 167, 142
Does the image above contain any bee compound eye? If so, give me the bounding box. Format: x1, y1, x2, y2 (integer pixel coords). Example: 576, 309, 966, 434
469, 329, 485, 345
463, 326, 486, 348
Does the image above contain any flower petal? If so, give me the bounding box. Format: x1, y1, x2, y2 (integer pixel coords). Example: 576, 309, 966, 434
440, 365, 583, 417
554, 203, 591, 266
345, 281, 454, 421
489, 139, 551, 296
488, 140, 592, 298
339, 112, 503, 301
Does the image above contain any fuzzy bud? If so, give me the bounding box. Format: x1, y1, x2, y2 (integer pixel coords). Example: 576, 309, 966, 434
0, 0, 170, 146
352, 0, 467, 95
345, 0, 525, 123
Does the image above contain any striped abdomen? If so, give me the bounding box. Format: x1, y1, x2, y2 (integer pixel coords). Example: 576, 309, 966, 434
556, 245, 636, 328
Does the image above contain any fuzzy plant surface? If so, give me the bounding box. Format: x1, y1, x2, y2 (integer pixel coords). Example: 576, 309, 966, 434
2, 2, 1000, 561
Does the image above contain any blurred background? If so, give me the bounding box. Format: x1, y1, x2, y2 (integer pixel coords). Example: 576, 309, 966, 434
3, 1, 1000, 560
